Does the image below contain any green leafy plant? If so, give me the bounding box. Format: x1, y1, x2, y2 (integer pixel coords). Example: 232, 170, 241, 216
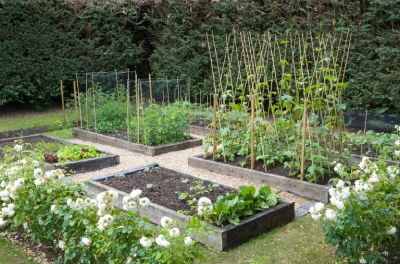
56, 144, 102, 162
310, 157, 400, 263
199, 185, 279, 226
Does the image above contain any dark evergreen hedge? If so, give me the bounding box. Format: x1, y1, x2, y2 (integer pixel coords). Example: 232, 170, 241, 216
0, 0, 399, 111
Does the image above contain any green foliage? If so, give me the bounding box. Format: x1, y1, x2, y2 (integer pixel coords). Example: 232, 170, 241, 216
0, 145, 202, 263
56, 144, 101, 162
207, 185, 278, 226
132, 101, 191, 146
317, 160, 400, 263
0, 0, 149, 108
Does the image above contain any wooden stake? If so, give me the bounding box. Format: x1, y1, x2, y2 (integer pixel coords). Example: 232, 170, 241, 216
250, 95, 256, 170
76, 74, 83, 128
300, 100, 308, 181
72, 80, 78, 127
85, 74, 89, 129
212, 94, 218, 160
91, 74, 97, 132
148, 74, 153, 103
136, 72, 140, 143
60, 80, 66, 128
166, 78, 170, 104
127, 79, 130, 142
115, 69, 119, 100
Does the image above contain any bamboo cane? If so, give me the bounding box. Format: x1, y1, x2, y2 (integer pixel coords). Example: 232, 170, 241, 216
250, 95, 256, 170
76, 74, 83, 128
300, 100, 308, 181
85, 73, 89, 130
127, 79, 130, 142
149, 74, 153, 103
60, 80, 66, 128
212, 94, 218, 160
73, 80, 78, 127
136, 72, 140, 143
91, 74, 97, 132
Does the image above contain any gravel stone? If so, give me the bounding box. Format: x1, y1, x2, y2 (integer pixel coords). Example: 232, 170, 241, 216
68, 135, 310, 208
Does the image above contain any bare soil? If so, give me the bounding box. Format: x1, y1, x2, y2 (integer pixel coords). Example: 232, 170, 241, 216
98, 166, 235, 213
205, 155, 335, 185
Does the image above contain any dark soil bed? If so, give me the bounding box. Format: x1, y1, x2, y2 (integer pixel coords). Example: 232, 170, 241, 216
205, 155, 336, 185
0, 126, 52, 140
99, 130, 192, 146
0, 135, 61, 148
98, 167, 234, 213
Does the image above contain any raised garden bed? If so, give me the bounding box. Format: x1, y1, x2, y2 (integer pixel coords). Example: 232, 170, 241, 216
73, 128, 203, 156
188, 154, 331, 202
0, 134, 119, 173
84, 165, 295, 251
188, 125, 212, 136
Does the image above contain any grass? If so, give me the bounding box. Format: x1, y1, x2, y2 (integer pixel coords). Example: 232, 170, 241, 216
0, 236, 39, 264
45, 129, 73, 139
205, 216, 336, 264
0, 111, 71, 133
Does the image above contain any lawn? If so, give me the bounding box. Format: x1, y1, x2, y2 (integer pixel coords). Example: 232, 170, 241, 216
0, 236, 39, 264
0, 110, 69, 132
206, 216, 336, 264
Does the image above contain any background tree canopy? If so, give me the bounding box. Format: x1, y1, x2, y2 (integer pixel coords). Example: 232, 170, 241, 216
0, 0, 399, 111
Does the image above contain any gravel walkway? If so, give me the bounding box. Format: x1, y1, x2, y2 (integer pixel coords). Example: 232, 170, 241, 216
68, 136, 309, 208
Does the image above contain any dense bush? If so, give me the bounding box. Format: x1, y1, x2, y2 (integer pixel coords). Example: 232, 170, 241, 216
310, 157, 400, 263
0, 144, 202, 263
0, 0, 150, 108
0, 0, 399, 111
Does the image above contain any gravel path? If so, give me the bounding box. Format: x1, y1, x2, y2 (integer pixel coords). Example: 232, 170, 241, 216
68, 136, 309, 208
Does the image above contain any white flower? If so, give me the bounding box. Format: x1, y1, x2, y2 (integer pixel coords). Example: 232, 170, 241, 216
336, 179, 345, 188
395, 140, 400, 146
155, 234, 170, 248
330, 196, 345, 210
359, 157, 370, 170
58, 240, 66, 250
311, 212, 322, 220
139, 197, 150, 207
98, 214, 114, 231
169, 227, 180, 238
197, 197, 213, 216
122, 196, 138, 211
334, 163, 345, 175
0, 181, 5, 188
328, 187, 337, 198
325, 209, 337, 221
0, 190, 10, 202
0, 218, 6, 227
66, 198, 73, 206
14, 144, 23, 152
382, 251, 389, 257
23, 222, 28, 230
13, 178, 24, 190
44, 170, 56, 179
184, 236, 193, 246
130, 189, 142, 200
80, 237, 91, 247
32, 160, 40, 167
387, 226, 397, 235
33, 168, 43, 179
160, 216, 173, 228
367, 173, 379, 184
387, 166, 399, 179
314, 202, 325, 212
50, 205, 57, 213
395, 150, 400, 157
338, 187, 351, 200
139, 237, 152, 248
359, 257, 367, 264
34, 178, 44, 186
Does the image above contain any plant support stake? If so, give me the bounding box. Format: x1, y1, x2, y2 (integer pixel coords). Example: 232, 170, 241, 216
300, 100, 308, 181
212, 94, 218, 160
60, 80, 66, 128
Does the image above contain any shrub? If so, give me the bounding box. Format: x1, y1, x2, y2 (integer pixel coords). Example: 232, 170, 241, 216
310, 157, 400, 263
0, 143, 202, 263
